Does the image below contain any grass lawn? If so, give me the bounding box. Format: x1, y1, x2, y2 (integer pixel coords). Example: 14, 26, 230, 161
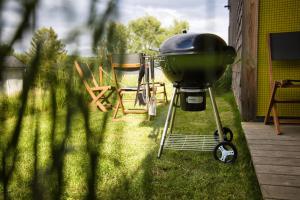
0, 85, 262, 199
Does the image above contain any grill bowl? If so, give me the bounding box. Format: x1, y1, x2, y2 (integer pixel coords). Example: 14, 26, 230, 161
159, 33, 236, 87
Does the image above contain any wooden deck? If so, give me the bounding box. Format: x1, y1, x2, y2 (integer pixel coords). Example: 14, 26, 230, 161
242, 122, 300, 200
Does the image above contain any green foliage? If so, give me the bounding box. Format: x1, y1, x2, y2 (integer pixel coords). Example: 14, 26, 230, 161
0, 95, 20, 118
128, 15, 164, 54
26, 27, 67, 88
1, 90, 262, 200
13, 52, 28, 64
0, 0, 260, 199
107, 22, 128, 54
28, 27, 66, 59
94, 22, 129, 64
0, 1, 120, 199
126, 15, 190, 55
166, 19, 189, 36
215, 64, 233, 92
97, 15, 190, 56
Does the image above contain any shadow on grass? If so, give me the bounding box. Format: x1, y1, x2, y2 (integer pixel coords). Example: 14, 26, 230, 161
93, 102, 165, 199
139, 103, 169, 140
107, 149, 156, 200
1, 43, 42, 200
221, 92, 262, 198
135, 91, 263, 199
0, 0, 120, 199
141, 152, 155, 200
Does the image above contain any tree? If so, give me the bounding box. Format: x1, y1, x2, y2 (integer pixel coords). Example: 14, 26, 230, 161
126, 16, 189, 55
167, 19, 189, 36
28, 27, 66, 63
13, 52, 28, 64
95, 16, 190, 57
95, 22, 128, 59
27, 27, 67, 87
128, 15, 165, 55
107, 22, 128, 54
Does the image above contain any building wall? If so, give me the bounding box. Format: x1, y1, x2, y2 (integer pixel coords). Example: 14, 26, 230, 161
229, 0, 258, 121
257, 0, 300, 117
229, 0, 243, 116
1, 69, 24, 95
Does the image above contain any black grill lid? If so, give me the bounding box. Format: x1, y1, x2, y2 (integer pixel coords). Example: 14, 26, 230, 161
159, 33, 228, 55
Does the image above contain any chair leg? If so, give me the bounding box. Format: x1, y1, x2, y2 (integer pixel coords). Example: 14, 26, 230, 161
90, 97, 107, 111
113, 101, 120, 119
113, 90, 127, 119
91, 90, 108, 112
101, 90, 115, 105
163, 84, 168, 103
272, 104, 281, 135
89, 93, 107, 112
264, 83, 277, 125
92, 90, 107, 104
264, 82, 281, 134
118, 92, 126, 114
96, 102, 108, 112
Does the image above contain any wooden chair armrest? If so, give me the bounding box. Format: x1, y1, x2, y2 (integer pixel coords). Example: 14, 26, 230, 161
274, 80, 300, 87
91, 86, 113, 91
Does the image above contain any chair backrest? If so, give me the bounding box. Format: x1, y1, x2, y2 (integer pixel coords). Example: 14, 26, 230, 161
110, 54, 144, 71
268, 32, 300, 83
269, 31, 300, 61
74, 61, 102, 94
110, 54, 145, 88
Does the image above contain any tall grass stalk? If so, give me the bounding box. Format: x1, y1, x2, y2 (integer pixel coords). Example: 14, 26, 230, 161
0, 1, 119, 199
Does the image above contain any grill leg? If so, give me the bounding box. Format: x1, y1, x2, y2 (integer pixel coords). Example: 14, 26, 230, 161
169, 92, 179, 134
208, 87, 224, 142
158, 87, 178, 158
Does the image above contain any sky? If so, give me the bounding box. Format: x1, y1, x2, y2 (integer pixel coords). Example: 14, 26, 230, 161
1, 0, 230, 55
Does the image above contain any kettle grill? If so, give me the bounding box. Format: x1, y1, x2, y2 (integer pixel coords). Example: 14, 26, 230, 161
157, 33, 238, 163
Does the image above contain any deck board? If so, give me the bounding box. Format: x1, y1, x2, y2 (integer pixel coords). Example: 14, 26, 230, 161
261, 185, 300, 200
246, 139, 299, 146
255, 165, 300, 176
250, 150, 300, 159
252, 157, 300, 167
242, 122, 300, 200
250, 144, 300, 152
257, 174, 300, 187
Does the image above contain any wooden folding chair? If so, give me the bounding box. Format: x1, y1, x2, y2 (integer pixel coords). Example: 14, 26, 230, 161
110, 54, 148, 120
264, 32, 300, 134
153, 82, 168, 103
74, 61, 115, 112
